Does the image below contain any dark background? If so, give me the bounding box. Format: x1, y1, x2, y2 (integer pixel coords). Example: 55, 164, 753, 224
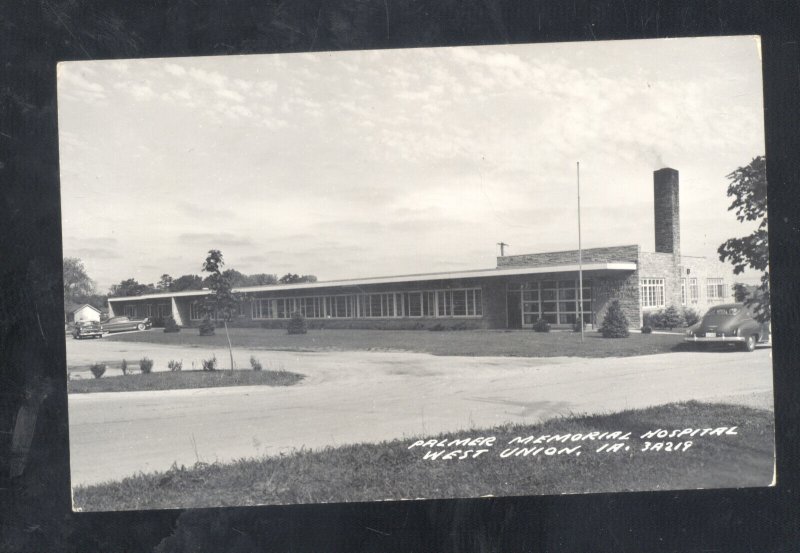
1, 1, 799, 551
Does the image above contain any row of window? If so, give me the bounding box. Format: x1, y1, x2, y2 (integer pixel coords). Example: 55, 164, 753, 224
124, 304, 171, 319
643, 277, 728, 309
248, 288, 483, 320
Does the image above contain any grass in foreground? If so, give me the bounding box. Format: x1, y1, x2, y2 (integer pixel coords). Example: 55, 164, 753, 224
68, 369, 304, 394
73, 401, 774, 511
105, 328, 689, 358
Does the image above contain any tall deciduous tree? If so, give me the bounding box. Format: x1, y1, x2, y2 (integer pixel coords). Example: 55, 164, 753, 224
63, 258, 95, 301
717, 156, 770, 322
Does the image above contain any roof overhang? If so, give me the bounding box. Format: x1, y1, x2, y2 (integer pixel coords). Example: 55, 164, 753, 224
107, 262, 636, 302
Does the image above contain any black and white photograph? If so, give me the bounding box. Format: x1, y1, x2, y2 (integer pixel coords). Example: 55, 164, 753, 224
58, 36, 774, 512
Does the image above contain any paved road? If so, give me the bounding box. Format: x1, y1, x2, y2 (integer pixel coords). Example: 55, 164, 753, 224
67, 339, 774, 486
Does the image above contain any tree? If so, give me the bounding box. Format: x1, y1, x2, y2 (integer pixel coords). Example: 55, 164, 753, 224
63, 258, 95, 301
170, 274, 204, 292
201, 250, 239, 369
279, 273, 317, 284
599, 300, 630, 338
717, 156, 769, 322
109, 278, 155, 297
157, 274, 173, 291
661, 305, 686, 330
245, 273, 278, 286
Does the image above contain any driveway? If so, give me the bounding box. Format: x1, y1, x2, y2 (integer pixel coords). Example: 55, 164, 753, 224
67, 338, 774, 486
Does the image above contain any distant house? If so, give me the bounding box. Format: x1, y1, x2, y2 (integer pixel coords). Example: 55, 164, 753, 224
66, 303, 102, 324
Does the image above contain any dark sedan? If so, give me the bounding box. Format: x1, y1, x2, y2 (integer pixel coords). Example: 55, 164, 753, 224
684, 303, 770, 352
102, 316, 152, 333
72, 320, 104, 340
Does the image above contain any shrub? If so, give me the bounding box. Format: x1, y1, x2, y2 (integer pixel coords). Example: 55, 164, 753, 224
600, 300, 630, 338
683, 307, 700, 327
164, 315, 181, 333
661, 305, 686, 330
139, 357, 154, 374
202, 354, 217, 371
168, 359, 182, 372
89, 363, 106, 379
250, 355, 263, 371
641, 325, 653, 334
151, 316, 165, 328
643, 309, 664, 329
120, 359, 128, 376
572, 320, 586, 332
428, 323, 445, 332
287, 311, 307, 335
532, 318, 551, 333
199, 316, 215, 336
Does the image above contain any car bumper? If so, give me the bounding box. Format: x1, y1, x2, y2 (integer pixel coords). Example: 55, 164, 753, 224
684, 336, 745, 343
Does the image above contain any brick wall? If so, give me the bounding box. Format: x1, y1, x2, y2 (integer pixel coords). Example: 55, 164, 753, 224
497, 244, 639, 268
654, 168, 681, 255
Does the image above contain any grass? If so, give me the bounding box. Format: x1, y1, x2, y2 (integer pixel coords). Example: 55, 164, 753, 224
72, 401, 774, 511
68, 369, 304, 394
104, 327, 691, 358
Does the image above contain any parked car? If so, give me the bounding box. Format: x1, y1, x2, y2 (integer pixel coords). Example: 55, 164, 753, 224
101, 316, 152, 333
72, 320, 104, 340
684, 303, 770, 352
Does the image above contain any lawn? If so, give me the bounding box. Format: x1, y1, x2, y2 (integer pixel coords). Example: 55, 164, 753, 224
104, 327, 689, 358
72, 401, 774, 511
68, 369, 304, 394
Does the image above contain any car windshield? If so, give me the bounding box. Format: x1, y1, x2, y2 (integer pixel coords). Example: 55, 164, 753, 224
711, 307, 740, 316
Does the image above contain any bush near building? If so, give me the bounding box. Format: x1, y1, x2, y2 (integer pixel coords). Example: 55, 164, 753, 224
644, 306, 695, 330
198, 316, 215, 336
164, 315, 180, 333
600, 300, 630, 338
287, 311, 307, 335
532, 318, 551, 333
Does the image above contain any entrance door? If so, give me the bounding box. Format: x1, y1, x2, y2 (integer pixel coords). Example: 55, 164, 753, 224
506, 289, 522, 329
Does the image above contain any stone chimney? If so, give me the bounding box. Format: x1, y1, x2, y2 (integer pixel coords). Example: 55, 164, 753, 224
653, 168, 680, 255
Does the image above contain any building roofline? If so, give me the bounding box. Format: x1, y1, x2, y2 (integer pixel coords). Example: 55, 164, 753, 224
70, 303, 102, 313
107, 262, 637, 303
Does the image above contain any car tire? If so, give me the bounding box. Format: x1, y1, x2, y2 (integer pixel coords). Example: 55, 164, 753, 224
137, 323, 146, 331
744, 335, 757, 352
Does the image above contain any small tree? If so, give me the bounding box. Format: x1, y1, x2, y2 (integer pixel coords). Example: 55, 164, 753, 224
140, 357, 154, 374
661, 305, 686, 330
120, 359, 128, 376
287, 311, 308, 334
201, 250, 239, 369
600, 300, 630, 338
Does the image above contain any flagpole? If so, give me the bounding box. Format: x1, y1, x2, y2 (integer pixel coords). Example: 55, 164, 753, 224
577, 162, 584, 342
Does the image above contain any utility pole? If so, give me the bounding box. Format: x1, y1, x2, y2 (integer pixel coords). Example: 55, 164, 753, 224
577, 162, 584, 342
497, 242, 509, 256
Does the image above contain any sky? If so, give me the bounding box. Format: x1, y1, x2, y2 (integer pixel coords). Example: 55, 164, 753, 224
57, 36, 766, 292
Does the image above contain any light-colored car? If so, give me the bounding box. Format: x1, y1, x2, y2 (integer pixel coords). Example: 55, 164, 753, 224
684, 303, 770, 352
102, 316, 152, 333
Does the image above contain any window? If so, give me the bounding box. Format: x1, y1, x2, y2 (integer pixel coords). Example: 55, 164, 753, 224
681, 278, 686, 305
157, 304, 171, 317
641, 278, 665, 308
189, 302, 204, 320
124, 305, 136, 318
689, 278, 698, 300
521, 280, 591, 325
707, 278, 726, 300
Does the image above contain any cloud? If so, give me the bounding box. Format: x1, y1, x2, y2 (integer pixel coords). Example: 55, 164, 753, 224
164, 63, 186, 76
58, 65, 106, 102
177, 232, 254, 247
